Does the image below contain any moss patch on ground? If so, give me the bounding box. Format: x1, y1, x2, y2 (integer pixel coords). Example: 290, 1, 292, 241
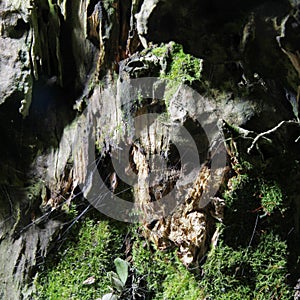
34, 177, 294, 299
35, 217, 127, 300
201, 228, 292, 300
34, 215, 205, 299
131, 236, 204, 300
201, 167, 294, 300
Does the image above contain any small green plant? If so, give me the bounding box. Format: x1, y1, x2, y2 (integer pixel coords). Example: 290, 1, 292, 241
101, 258, 129, 299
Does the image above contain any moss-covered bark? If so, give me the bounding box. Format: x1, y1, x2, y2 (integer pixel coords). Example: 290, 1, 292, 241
0, 0, 299, 299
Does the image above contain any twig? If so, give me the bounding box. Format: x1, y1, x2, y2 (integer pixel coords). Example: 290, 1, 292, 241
247, 120, 299, 154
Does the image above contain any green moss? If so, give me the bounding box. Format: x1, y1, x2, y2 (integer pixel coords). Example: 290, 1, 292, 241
223, 173, 257, 210
212, 158, 293, 299
36, 218, 205, 299
259, 180, 285, 215
156, 43, 202, 85
35, 218, 127, 300
61, 202, 77, 220
132, 236, 204, 299
151, 43, 202, 108
224, 171, 286, 218
201, 229, 292, 299
151, 45, 168, 58
157, 267, 204, 300
34, 154, 291, 300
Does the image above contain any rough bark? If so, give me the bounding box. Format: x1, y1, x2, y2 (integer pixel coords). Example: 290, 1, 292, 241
0, 0, 300, 298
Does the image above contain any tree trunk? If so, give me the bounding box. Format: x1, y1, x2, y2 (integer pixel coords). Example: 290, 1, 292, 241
0, 0, 299, 298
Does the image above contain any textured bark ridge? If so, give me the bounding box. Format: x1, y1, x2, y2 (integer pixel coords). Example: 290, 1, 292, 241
0, 0, 300, 298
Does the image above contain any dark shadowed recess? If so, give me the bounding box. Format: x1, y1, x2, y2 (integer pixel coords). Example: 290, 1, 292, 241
0, 81, 75, 197
147, 0, 290, 55
147, 0, 293, 91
